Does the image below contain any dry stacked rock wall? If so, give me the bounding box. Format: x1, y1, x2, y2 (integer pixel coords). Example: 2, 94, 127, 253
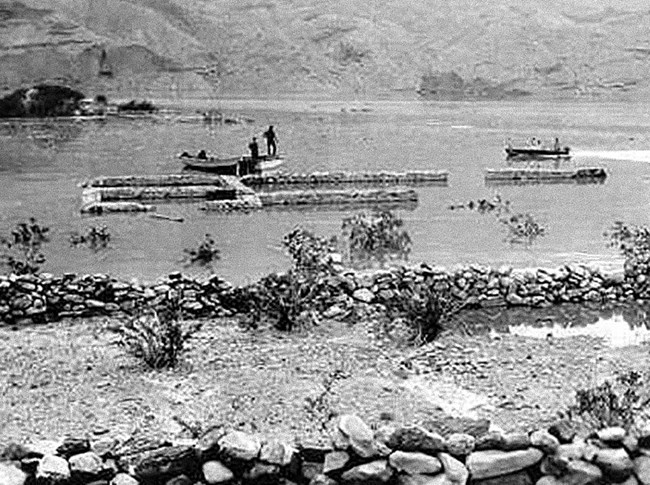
0, 262, 648, 324
2, 415, 650, 485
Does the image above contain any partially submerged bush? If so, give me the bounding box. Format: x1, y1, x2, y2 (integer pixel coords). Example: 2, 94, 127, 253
450, 194, 546, 247
237, 227, 338, 332
70, 224, 111, 251
114, 297, 196, 369
183, 234, 221, 269
605, 221, 650, 273
341, 210, 411, 268
568, 371, 644, 429
0, 218, 50, 274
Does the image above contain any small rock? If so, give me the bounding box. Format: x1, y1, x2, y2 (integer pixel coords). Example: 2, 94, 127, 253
475, 432, 505, 451
0, 462, 27, 485
110, 473, 139, 485
352, 288, 374, 303
596, 427, 626, 443
388, 426, 447, 454
594, 447, 634, 482
341, 460, 392, 484
445, 434, 475, 456
309, 474, 339, 485
338, 414, 378, 458
202, 461, 234, 484
36, 454, 71, 483
466, 449, 544, 480
635, 455, 650, 485
196, 425, 226, 460
502, 433, 531, 451
438, 452, 468, 484
323, 451, 350, 475
388, 450, 442, 475
218, 431, 261, 461
69, 451, 105, 478
259, 440, 297, 466
529, 430, 560, 454
562, 460, 603, 485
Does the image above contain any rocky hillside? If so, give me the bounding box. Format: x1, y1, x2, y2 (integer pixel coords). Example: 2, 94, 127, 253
1, 0, 649, 99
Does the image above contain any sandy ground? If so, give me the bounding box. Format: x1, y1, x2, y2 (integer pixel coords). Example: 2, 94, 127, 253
1, 315, 649, 448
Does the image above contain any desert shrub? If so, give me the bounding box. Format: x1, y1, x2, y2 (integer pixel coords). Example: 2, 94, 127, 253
69, 224, 111, 251
115, 296, 196, 369
381, 282, 461, 345
341, 210, 411, 268
605, 222, 650, 272
0, 218, 50, 274
238, 227, 338, 332
568, 371, 644, 429
183, 234, 220, 269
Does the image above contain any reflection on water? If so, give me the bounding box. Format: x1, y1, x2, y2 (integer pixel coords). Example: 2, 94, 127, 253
0, 120, 85, 152
508, 313, 650, 348
454, 303, 650, 347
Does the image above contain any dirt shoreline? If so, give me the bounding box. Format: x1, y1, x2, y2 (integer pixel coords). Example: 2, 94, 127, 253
1, 314, 647, 447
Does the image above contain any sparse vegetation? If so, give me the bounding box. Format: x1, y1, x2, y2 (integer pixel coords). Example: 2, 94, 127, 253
234, 227, 338, 332
0, 218, 50, 274
450, 195, 546, 246
380, 281, 463, 345
605, 222, 650, 271
341, 210, 411, 268
568, 371, 644, 429
69, 224, 111, 251
183, 234, 221, 269
304, 367, 350, 431
114, 296, 198, 369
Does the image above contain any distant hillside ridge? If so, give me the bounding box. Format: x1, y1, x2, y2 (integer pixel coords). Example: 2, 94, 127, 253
1, 0, 649, 99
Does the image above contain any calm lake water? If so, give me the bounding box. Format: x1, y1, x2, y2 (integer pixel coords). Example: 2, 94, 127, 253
1, 98, 649, 286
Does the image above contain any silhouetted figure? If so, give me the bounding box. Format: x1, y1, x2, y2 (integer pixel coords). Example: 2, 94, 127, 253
197, 149, 207, 159
554, 137, 561, 151
263, 125, 278, 156
248, 137, 259, 159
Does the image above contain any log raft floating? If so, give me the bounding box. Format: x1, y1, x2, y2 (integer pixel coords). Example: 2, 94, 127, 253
201, 188, 418, 211
485, 166, 607, 184
240, 170, 449, 187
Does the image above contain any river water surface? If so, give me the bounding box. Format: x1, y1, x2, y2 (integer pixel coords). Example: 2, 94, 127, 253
1, 98, 649, 286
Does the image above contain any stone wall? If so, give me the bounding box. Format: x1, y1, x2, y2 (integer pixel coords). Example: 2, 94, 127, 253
1, 261, 648, 325
2, 414, 649, 485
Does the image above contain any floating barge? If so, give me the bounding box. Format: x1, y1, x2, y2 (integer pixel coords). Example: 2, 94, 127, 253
81, 173, 422, 214
201, 188, 418, 212
485, 167, 607, 185
240, 170, 448, 188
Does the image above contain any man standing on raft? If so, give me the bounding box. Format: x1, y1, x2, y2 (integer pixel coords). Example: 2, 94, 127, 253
263, 125, 278, 157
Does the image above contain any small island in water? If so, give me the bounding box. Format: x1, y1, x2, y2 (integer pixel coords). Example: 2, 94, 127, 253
0, 84, 85, 118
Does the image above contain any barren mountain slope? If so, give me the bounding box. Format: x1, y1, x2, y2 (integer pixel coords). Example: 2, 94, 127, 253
1, 0, 649, 98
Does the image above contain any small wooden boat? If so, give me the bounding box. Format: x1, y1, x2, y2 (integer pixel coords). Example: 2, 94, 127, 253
505, 146, 571, 159
179, 152, 284, 175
